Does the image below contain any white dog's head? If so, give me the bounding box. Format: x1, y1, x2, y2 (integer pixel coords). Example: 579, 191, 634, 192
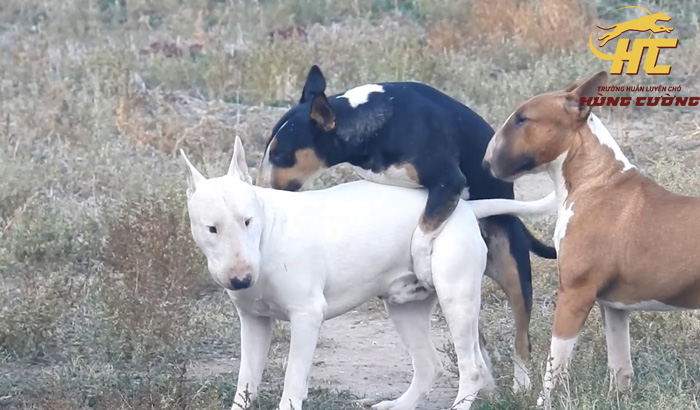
181, 137, 263, 291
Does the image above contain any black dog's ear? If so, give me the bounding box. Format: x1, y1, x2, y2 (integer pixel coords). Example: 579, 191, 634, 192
310, 94, 336, 131
300, 65, 327, 104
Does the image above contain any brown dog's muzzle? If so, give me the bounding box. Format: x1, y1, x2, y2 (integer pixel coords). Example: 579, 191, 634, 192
483, 134, 502, 178
487, 151, 537, 181
483, 133, 536, 181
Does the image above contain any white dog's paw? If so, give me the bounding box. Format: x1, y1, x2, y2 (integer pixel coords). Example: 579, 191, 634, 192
443, 400, 475, 410
512, 374, 532, 393
481, 375, 498, 398
371, 399, 414, 410
231, 390, 255, 409
536, 392, 548, 408
277, 397, 303, 410
231, 399, 253, 410
410, 227, 434, 290
512, 360, 532, 393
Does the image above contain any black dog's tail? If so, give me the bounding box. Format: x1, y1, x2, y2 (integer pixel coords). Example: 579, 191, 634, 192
523, 226, 557, 259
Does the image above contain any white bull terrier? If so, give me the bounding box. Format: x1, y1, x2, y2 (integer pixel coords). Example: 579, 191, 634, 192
181, 137, 555, 410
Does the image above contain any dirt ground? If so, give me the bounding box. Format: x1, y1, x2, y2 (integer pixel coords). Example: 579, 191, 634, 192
186, 299, 458, 409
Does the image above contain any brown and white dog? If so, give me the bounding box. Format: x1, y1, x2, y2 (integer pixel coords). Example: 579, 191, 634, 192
483, 71, 700, 406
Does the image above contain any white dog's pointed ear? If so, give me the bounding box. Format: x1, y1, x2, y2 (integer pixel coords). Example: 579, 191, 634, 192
228, 136, 252, 183
180, 149, 205, 199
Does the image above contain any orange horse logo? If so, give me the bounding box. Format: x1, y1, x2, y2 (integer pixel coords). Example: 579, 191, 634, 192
597, 12, 674, 47
589, 7, 678, 75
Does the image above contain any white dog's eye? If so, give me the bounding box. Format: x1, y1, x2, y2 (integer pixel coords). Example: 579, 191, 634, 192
208, 226, 217, 234
244, 218, 252, 227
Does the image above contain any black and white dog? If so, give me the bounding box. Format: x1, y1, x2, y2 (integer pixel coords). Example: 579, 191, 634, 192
256, 65, 555, 391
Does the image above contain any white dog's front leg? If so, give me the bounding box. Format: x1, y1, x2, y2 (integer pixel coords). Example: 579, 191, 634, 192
232, 306, 273, 410
279, 307, 326, 410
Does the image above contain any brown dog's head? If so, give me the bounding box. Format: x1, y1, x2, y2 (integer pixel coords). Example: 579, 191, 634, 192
256, 65, 335, 191
483, 71, 608, 181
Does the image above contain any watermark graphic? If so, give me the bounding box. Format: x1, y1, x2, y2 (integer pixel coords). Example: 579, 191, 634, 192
589, 6, 678, 75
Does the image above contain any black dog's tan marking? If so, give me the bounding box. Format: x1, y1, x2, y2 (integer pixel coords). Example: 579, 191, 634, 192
257, 65, 556, 389
271, 148, 326, 191
310, 92, 336, 131
420, 194, 460, 232
398, 163, 420, 184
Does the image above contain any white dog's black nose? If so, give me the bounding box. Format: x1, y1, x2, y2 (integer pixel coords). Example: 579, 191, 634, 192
231, 274, 252, 290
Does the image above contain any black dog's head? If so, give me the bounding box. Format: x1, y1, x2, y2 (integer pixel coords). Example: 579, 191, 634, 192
256, 65, 336, 191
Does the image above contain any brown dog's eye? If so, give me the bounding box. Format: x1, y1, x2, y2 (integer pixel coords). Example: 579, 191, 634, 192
208, 226, 217, 234
244, 218, 252, 227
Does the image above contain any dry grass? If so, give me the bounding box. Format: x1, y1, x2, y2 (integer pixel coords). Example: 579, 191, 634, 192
427, 0, 593, 55
1, 0, 699, 409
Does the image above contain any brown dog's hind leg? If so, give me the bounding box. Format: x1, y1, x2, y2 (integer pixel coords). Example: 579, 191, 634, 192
481, 218, 533, 392
600, 304, 634, 391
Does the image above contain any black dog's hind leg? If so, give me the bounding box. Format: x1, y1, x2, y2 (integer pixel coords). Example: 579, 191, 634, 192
411, 167, 466, 290
481, 215, 534, 392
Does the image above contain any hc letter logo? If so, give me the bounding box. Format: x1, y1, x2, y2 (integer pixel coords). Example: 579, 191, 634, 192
589, 7, 679, 75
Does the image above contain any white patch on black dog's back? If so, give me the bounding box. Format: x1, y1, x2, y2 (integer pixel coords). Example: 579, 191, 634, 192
337, 84, 384, 108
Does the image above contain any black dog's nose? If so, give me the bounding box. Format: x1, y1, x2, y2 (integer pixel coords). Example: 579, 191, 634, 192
230, 274, 252, 290
482, 160, 491, 172
284, 180, 303, 192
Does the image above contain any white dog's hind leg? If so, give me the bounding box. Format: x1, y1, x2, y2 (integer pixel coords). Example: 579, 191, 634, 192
372, 295, 442, 410
478, 330, 494, 382
410, 226, 439, 291
232, 305, 273, 409
410, 226, 434, 290
278, 303, 327, 410
432, 233, 492, 410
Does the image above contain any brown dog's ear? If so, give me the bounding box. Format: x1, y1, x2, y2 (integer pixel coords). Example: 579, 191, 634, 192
564, 79, 585, 92
310, 93, 336, 131
565, 71, 608, 119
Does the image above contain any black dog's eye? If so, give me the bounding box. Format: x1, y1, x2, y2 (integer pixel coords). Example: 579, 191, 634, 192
514, 114, 528, 127
270, 150, 285, 161
208, 226, 217, 234
244, 218, 252, 227
270, 149, 295, 167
